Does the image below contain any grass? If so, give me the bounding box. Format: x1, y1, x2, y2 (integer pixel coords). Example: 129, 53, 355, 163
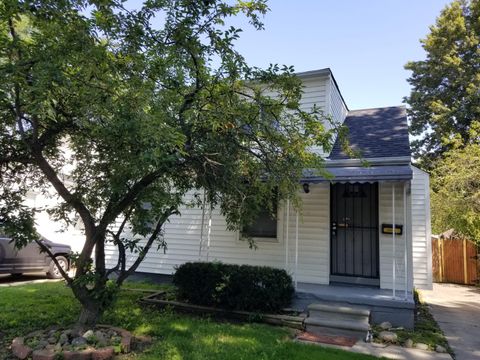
0, 281, 379, 360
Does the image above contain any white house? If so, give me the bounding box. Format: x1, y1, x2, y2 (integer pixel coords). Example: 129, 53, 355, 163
31, 68, 432, 329
103, 68, 432, 328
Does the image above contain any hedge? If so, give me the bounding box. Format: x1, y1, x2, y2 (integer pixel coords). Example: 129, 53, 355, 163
173, 262, 294, 313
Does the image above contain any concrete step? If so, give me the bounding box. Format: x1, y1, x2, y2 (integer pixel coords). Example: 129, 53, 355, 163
305, 317, 370, 339
308, 303, 370, 316
305, 302, 371, 340
308, 311, 368, 323
305, 317, 370, 331
307, 303, 371, 322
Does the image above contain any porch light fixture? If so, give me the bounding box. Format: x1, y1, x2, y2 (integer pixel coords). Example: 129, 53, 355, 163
302, 183, 310, 193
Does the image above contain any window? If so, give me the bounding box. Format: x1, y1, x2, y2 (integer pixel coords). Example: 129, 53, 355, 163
242, 199, 278, 239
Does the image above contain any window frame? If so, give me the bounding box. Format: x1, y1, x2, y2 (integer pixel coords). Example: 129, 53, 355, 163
237, 201, 284, 244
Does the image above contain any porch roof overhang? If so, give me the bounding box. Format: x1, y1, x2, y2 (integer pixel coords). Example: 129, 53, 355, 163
302, 164, 413, 183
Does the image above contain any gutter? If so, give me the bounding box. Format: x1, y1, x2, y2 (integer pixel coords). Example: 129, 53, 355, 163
325, 156, 412, 168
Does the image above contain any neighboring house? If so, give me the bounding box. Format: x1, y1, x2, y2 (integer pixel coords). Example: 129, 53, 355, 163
26, 190, 86, 254
103, 68, 432, 328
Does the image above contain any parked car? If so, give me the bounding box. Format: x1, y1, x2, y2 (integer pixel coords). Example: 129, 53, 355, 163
0, 234, 71, 279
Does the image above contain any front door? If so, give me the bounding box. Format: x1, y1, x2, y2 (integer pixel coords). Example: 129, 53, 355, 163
330, 183, 379, 286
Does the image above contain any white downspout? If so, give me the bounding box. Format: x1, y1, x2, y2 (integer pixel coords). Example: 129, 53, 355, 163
392, 183, 396, 299
285, 199, 290, 271
403, 182, 408, 300
295, 210, 299, 289
199, 190, 206, 260
206, 204, 212, 262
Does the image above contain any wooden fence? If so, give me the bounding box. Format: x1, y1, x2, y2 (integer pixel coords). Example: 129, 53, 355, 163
432, 237, 479, 285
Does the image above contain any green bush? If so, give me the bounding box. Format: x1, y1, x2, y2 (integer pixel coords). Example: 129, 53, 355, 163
173, 262, 294, 313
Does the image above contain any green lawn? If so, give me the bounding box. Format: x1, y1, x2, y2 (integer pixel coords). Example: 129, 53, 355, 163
0, 281, 379, 360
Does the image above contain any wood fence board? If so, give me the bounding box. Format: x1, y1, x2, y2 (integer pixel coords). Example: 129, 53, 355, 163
432, 237, 479, 285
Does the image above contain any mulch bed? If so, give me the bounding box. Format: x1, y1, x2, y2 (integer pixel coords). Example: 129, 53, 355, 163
296, 331, 358, 347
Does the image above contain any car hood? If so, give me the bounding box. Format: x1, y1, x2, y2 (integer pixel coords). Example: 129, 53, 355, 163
41, 238, 72, 252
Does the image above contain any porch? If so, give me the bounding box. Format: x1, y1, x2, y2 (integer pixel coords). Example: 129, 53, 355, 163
293, 282, 415, 328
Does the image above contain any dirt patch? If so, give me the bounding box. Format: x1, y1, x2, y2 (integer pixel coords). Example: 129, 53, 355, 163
296, 331, 357, 347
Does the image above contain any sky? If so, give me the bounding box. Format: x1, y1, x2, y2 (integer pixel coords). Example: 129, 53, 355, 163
124, 0, 453, 111
224, 0, 452, 110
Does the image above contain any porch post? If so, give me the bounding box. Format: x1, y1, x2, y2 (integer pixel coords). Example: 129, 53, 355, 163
295, 210, 299, 289
403, 182, 408, 299
392, 183, 396, 299
285, 199, 290, 271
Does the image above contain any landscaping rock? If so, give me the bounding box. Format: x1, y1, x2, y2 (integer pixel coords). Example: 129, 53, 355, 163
32, 349, 56, 360
436, 345, 447, 353
94, 331, 107, 347
59, 333, 69, 345
133, 335, 153, 351
91, 346, 115, 360
403, 338, 413, 348
12, 325, 133, 360
34, 340, 48, 350
415, 343, 429, 351
63, 349, 93, 360
379, 321, 392, 330
71, 336, 87, 347
11, 338, 32, 360
82, 330, 95, 340
121, 331, 132, 353
378, 331, 398, 343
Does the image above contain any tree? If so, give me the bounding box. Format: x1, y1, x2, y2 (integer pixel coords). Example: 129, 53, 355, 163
0, 0, 337, 326
405, 0, 480, 169
431, 126, 480, 243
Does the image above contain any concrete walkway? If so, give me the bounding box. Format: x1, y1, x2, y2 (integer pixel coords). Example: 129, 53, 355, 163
297, 339, 452, 360
421, 283, 480, 360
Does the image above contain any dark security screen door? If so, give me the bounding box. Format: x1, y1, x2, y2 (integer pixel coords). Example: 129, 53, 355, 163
330, 183, 379, 283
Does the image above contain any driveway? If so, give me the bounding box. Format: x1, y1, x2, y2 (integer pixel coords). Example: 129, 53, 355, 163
0, 273, 60, 287
421, 283, 480, 360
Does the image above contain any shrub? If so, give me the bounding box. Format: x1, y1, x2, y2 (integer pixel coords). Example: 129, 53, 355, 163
173, 262, 294, 313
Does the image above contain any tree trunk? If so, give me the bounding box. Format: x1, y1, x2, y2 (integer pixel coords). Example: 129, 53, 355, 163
77, 304, 101, 327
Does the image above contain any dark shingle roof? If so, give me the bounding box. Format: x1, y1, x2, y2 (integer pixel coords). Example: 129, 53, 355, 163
329, 106, 411, 160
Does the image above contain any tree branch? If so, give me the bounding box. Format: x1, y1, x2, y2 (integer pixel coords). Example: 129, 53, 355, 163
105, 205, 133, 277
116, 206, 177, 285
34, 238, 73, 284
98, 170, 163, 231
105, 230, 126, 278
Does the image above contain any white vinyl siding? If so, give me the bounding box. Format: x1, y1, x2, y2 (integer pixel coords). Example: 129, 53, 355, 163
377, 168, 432, 292
410, 166, 432, 289
327, 76, 348, 126
105, 184, 331, 285
378, 182, 409, 292
284, 184, 330, 284
298, 75, 328, 113
298, 74, 329, 157
105, 175, 432, 291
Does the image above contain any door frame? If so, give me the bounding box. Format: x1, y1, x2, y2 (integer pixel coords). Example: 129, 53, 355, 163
329, 182, 380, 286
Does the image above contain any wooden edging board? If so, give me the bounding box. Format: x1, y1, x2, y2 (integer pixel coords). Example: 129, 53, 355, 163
139, 291, 305, 330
